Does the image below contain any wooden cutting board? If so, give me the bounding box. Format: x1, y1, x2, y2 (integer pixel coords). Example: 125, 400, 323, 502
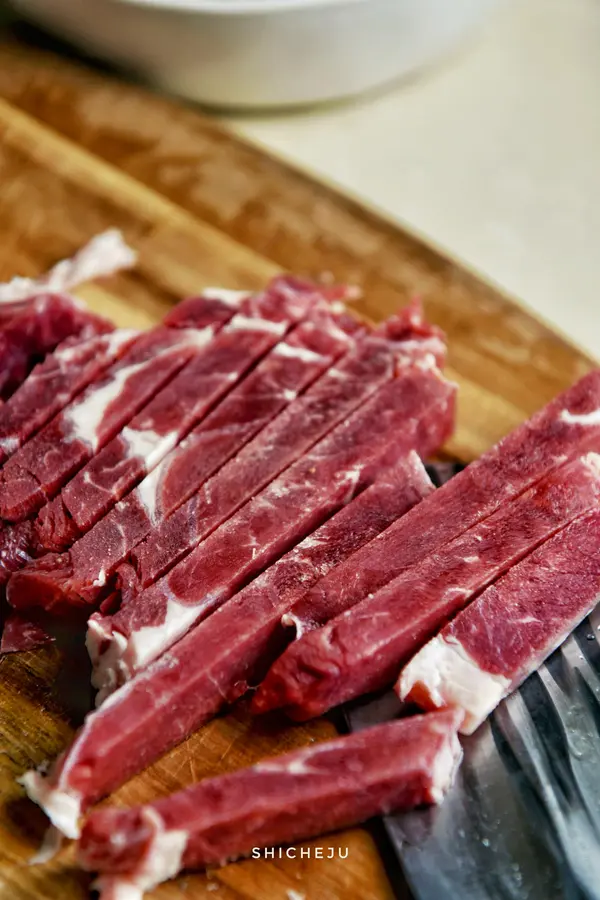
0, 37, 595, 900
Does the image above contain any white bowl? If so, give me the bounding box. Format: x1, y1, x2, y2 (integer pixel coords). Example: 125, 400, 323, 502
14, 0, 504, 109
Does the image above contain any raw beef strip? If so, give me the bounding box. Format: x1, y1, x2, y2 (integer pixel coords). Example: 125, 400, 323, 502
253, 452, 600, 720
0, 230, 134, 397
92, 456, 431, 729
33, 282, 323, 551
0, 613, 53, 653
89, 370, 453, 694
0, 230, 135, 322
0, 287, 250, 578
0, 327, 214, 523
160, 275, 350, 331
285, 368, 600, 635
129, 306, 446, 591
77, 711, 462, 899
0, 329, 138, 467
12, 460, 430, 814
8, 301, 446, 615
398, 507, 600, 734
0, 295, 112, 401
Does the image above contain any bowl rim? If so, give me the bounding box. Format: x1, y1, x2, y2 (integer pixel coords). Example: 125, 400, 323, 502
112, 0, 370, 14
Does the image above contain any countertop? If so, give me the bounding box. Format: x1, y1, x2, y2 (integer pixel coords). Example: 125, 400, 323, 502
223, 0, 600, 359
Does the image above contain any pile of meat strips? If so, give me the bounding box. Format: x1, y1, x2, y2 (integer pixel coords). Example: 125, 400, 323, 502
1, 233, 599, 899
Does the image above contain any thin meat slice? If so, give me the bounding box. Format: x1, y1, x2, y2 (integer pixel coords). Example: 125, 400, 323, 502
0, 330, 138, 467
0, 613, 53, 653
286, 369, 600, 635
129, 307, 364, 530
0, 230, 135, 322
7, 300, 359, 612
91, 456, 431, 753
89, 369, 453, 695
0, 325, 219, 523
94, 371, 447, 697
13, 458, 432, 820
253, 452, 600, 720
398, 508, 600, 734
129, 306, 446, 592
0, 295, 112, 402
33, 282, 326, 551
77, 711, 462, 899
8, 302, 446, 616
0, 230, 134, 398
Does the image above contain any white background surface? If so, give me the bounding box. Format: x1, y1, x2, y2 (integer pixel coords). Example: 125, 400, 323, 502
223, 0, 600, 359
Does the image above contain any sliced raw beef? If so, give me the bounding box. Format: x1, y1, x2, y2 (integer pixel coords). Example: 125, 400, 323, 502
398, 507, 600, 733
77, 711, 462, 899
285, 369, 600, 635
0, 330, 138, 467
89, 457, 430, 745
33, 282, 327, 551
8, 302, 447, 615
0, 296, 112, 401
0, 613, 53, 653
13, 458, 431, 816
0, 326, 220, 523
124, 307, 364, 533
89, 369, 453, 694
252, 452, 600, 720
0, 230, 134, 398
0, 230, 135, 322
128, 307, 446, 592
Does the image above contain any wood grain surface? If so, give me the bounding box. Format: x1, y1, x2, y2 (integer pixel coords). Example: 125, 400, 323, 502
0, 38, 595, 900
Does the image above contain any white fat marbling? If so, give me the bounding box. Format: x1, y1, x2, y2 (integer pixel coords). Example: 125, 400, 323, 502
88, 622, 129, 693
94, 809, 188, 900
122, 427, 180, 470
177, 325, 222, 350
125, 593, 203, 675
92, 591, 202, 696
0, 435, 19, 455
135, 464, 163, 525
54, 328, 138, 365
561, 408, 600, 426
92, 568, 107, 589
398, 635, 510, 735
86, 614, 113, 666
429, 731, 463, 805
273, 342, 325, 364
202, 287, 249, 305
64, 359, 151, 452
280, 612, 304, 638
0, 230, 136, 304
227, 315, 287, 335
19, 771, 82, 839
582, 451, 600, 477
254, 755, 315, 776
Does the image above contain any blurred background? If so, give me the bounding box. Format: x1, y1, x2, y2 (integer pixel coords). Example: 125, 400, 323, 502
0, 0, 599, 356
